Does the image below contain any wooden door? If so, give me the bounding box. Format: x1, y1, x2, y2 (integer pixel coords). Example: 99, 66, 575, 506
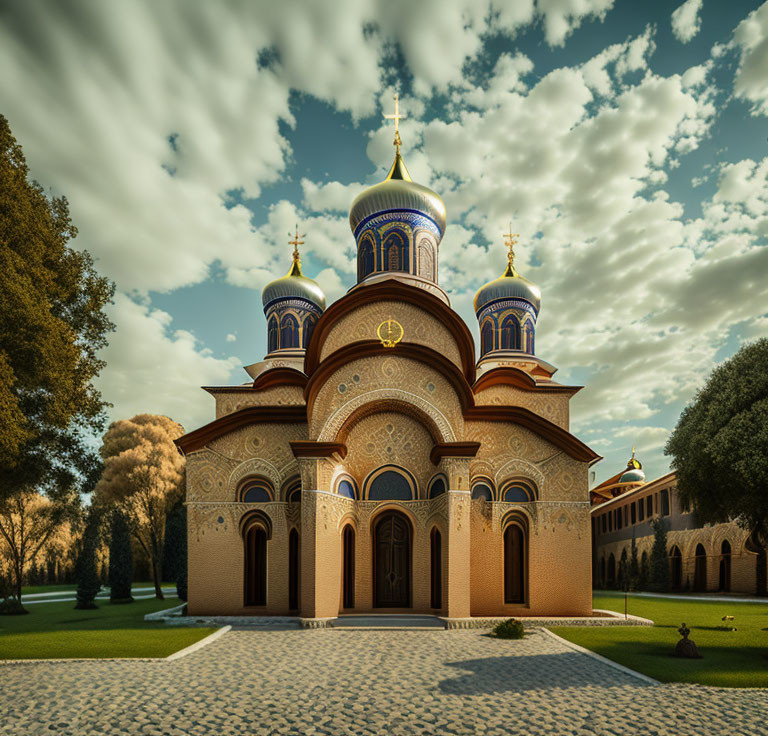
374, 513, 410, 607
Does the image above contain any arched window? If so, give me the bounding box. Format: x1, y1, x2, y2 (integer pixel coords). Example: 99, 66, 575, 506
268, 315, 279, 353
694, 543, 707, 592
430, 527, 442, 609
366, 468, 415, 501
302, 314, 317, 349
283, 477, 301, 503
428, 477, 446, 498
418, 239, 435, 281
382, 230, 407, 272
337, 478, 356, 500
500, 314, 520, 350
522, 322, 535, 354
358, 236, 375, 280
719, 540, 731, 592
287, 487, 301, 503
501, 480, 536, 502
481, 320, 494, 355
280, 314, 299, 349
607, 553, 616, 587
288, 529, 299, 611
471, 483, 493, 501
243, 521, 268, 606
503, 520, 526, 604
670, 545, 682, 590
342, 525, 355, 609
239, 478, 274, 503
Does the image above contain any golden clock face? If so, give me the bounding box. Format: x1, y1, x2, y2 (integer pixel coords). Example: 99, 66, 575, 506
377, 319, 404, 348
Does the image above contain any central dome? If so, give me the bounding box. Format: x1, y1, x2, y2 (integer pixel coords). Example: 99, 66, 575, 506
474, 266, 542, 314
349, 154, 446, 238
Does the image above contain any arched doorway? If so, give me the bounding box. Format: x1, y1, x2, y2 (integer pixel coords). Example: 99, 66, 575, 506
719, 540, 731, 592
288, 529, 299, 611
244, 523, 267, 606
670, 545, 682, 590
373, 511, 411, 608
503, 520, 526, 604
342, 525, 355, 609
430, 527, 442, 610
694, 543, 707, 592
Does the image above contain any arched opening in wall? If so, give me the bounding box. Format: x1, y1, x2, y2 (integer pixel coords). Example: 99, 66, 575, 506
500, 314, 520, 350
242, 516, 269, 606
694, 543, 707, 592
418, 239, 435, 281
471, 482, 493, 501
280, 314, 299, 349
336, 477, 357, 500
501, 479, 537, 503
599, 556, 606, 587
268, 315, 279, 353
359, 236, 375, 280
288, 529, 299, 611
719, 540, 731, 592
302, 314, 318, 349
366, 467, 416, 501
428, 476, 446, 498
481, 319, 494, 355
342, 525, 355, 609
382, 230, 408, 272
430, 527, 442, 610
669, 545, 682, 590
503, 516, 527, 604
607, 553, 616, 588
522, 321, 534, 354
373, 511, 411, 608
239, 478, 274, 503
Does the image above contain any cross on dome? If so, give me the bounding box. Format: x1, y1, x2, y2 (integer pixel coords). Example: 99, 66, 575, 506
503, 223, 520, 276
384, 92, 407, 155
288, 224, 305, 262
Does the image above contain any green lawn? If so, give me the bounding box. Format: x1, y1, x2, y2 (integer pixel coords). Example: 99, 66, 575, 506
0, 597, 216, 660
20, 581, 174, 596
551, 592, 768, 688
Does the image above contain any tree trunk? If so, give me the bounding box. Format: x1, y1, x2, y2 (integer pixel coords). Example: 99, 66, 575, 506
152, 557, 164, 600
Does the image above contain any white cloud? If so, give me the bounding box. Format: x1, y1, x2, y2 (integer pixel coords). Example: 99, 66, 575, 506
95, 294, 241, 430
732, 2, 768, 115
671, 0, 704, 44
226, 333, 237, 343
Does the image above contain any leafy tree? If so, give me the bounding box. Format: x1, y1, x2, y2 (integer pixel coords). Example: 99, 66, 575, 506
94, 415, 185, 599
162, 501, 187, 600
666, 338, 768, 593
648, 519, 670, 592
75, 510, 101, 609
108, 509, 133, 603
617, 547, 629, 590
0, 488, 75, 603
0, 115, 114, 505
629, 537, 640, 590
639, 550, 650, 591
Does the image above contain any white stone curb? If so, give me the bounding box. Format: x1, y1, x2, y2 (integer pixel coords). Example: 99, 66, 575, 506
165, 625, 231, 661
592, 609, 654, 625
143, 602, 187, 621
540, 628, 659, 685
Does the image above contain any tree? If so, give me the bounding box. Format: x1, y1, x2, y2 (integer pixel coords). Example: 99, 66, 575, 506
162, 501, 187, 600
629, 537, 640, 590
0, 488, 75, 604
639, 550, 650, 591
617, 547, 629, 590
108, 509, 133, 603
0, 115, 114, 505
75, 509, 101, 610
175, 506, 188, 603
94, 415, 185, 599
666, 338, 768, 592
648, 519, 670, 592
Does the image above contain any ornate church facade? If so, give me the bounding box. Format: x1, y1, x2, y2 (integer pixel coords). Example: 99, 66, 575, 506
177, 122, 600, 621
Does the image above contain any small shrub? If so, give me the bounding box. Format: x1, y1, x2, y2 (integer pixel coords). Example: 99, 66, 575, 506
0, 598, 29, 616
492, 618, 525, 639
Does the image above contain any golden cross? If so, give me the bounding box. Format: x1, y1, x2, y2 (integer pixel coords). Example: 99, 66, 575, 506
503, 223, 519, 268
384, 92, 407, 155
288, 224, 305, 260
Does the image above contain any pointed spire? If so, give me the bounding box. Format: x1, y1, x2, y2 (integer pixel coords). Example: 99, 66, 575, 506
287, 224, 305, 277
627, 446, 642, 470
383, 91, 413, 182
502, 224, 520, 277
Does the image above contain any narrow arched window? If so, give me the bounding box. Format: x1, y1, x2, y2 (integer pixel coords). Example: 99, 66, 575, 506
359, 237, 375, 279
288, 529, 299, 611
244, 524, 267, 606
500, 314, 520, 350
503, 522, 526, 604
670, 545, 682, 590
471, 483, 493, 501
694, 543, 707, 592
523, 322, 535, 354
418, 240, 435, 280
280, 314, 299, 349
342, 525, 355, 609
428, 477, 446, 498
481, 320, 494, 355
268, 315, 279, 353
719, 540, 731, 592
430, 528, 442, 609
382, 231, 407, 272
502, 480, 536, 502
337, 479, 356, 499
240, 478, 274, 503
302, 314, 317, 349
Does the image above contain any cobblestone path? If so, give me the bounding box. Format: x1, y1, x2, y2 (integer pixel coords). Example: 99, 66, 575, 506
1, 628, 766, 735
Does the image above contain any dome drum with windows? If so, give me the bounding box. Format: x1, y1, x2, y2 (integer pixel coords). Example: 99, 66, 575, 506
262, 227, 326, 356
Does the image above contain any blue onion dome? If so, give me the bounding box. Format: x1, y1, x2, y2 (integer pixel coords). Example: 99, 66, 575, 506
262, 249, 326, 312
619, 448, 646, 483
349, 153, 447, 239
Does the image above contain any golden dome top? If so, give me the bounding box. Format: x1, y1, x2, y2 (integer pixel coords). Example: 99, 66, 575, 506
262, 228, 326, 311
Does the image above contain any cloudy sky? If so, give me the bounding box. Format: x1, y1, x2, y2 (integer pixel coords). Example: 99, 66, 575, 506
1, 0, 766, 484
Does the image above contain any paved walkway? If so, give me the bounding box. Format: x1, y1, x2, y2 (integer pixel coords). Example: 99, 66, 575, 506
1, 628, 766, 736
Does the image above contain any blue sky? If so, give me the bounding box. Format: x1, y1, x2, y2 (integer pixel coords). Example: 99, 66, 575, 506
1, 0, 766, 484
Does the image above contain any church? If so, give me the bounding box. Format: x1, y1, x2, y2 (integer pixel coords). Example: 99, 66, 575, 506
176, 107, 600, 622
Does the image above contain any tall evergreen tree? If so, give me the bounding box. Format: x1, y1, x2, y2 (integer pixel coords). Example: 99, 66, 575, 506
74, 510, 101, 609
648, 519, 670, 592
162, 502, 185, 584
108, 509, 133, 603
629, 537, 640, 590
639, 550, 650, 590
617, 547, 629, 590
176, 505, 188, 603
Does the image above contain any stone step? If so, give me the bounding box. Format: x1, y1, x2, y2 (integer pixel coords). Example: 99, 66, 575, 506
332, 615, 446, 629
